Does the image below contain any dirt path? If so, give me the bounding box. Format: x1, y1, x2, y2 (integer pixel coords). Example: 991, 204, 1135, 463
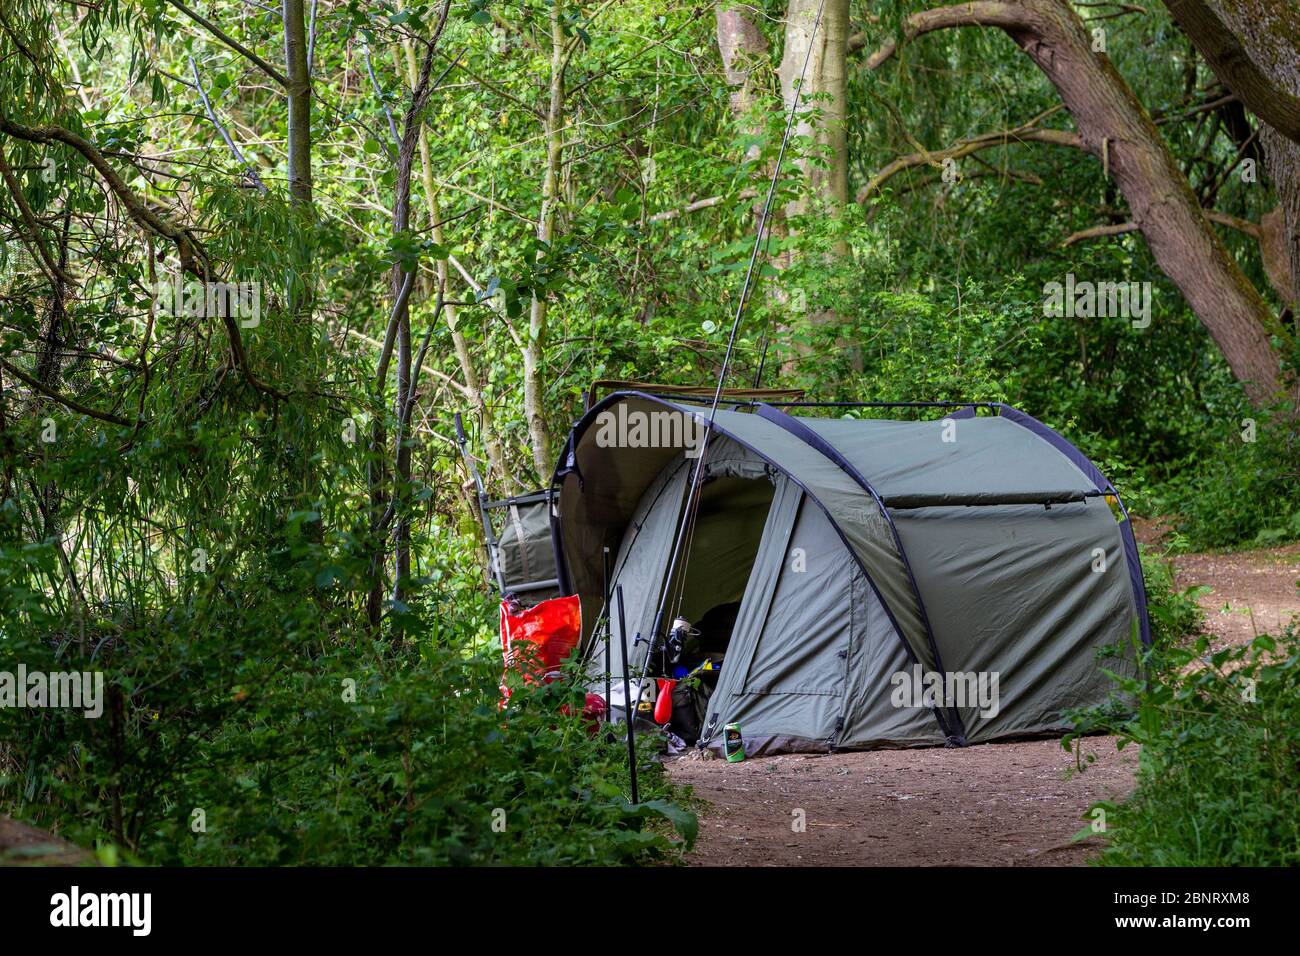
666, 536, 1300, 867
668, 738, 1135, 866
1171, 543, 1300, 650
0, 816, 93, 866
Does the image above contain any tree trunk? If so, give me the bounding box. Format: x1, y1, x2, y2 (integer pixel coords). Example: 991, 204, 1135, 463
1011, 0, 1285, 402
779, 0, 850, 214
1262, 131, 1300, 309
778, 0, 850, 357
1162, 0, 1300, 312
523, 2, 565, 482
1162, 0, 1300, 145
282, 0, 313, 208
384, 45, 434, 605
716, 4, 770, 163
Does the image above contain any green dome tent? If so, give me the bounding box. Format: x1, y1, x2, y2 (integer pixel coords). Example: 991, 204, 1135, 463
551, 391, 1149, 755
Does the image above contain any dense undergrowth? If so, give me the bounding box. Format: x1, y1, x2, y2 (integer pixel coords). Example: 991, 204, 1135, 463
0, 536, 693, 867
1071, 547, 1300, 866
1089, 626, 1300, 867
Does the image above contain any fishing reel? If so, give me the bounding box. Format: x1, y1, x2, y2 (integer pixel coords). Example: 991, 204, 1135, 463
666, 617, 698, 666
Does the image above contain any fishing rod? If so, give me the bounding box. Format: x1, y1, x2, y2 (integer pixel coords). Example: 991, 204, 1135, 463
638, 0, 830, 705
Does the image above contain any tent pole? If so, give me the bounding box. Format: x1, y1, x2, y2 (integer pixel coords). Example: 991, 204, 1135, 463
616, 586, 639, 804
602, 547, 612, 723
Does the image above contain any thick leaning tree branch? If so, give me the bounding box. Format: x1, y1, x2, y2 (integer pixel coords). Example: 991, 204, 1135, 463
859, 0, 1289, 404
0, 115, 204, 272
1162, 0, 1300, 146
0, 114, 281, 400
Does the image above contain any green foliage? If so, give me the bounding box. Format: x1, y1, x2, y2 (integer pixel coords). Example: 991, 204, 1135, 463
1156, 414, 1300, 550
1084, 628, 1300, 867
1068, 554, 1297, 867
1139, 545, 1209, 648
0, 544, 692, 866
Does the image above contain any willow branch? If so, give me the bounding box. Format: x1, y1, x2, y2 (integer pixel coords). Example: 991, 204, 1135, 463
0, 356, 134, 427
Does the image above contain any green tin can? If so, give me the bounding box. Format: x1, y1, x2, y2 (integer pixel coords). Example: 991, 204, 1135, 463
723, 722, 745, 762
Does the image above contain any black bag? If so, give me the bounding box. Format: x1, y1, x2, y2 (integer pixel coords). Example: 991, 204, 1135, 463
668, 681, 710, 745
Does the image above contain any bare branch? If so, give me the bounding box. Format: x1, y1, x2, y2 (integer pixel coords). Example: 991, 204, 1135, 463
362, 43, 402, 148
188, 56, 269, 192
857, 124, 1084, 204
648, 188, 757, 223
859, 2, 1027, 71
1063, 209, 1262, 246
165, 0, 288, 87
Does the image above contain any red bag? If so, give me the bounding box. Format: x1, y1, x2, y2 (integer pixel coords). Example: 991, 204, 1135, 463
499, 594, 582, 699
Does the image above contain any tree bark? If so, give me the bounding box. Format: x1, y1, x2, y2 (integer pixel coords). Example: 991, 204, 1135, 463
1161, 0, 1300, 310
716, 4, 770, 164
282, 0, 313, 208
1261, 135, 1300, 307
1162, 0, 1300, 145
522, 2, 565, 482
779, 0, 850, 214
778, 0, 851, 361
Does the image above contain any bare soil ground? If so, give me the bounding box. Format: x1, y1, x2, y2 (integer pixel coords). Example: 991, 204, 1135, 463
1171, 545, 1300, 650
1135, 516, 1300, 650
668, 737, 1136, 866
0, 816, 93, 866
666, 531, 1300, 867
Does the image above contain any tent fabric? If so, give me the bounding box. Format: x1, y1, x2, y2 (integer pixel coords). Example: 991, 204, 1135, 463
706, 490, 858, 751
839, 572, 947, 749
651, 403, 944, 679
603, 456, 691, 681
554, 391, 1148, 753
703, 474, 805, 738
994, 404, 1152, 648
893, 498, 1137, 742
595, 435, 774, 680
796, 415, 1097, 504
671, 478, 774, 624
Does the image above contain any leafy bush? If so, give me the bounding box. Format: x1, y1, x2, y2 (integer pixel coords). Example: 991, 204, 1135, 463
0, 543, 694, 867
1158, 414, 1300, 550
1139, 545, 1208, 648
1086, 627, 1300, 867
